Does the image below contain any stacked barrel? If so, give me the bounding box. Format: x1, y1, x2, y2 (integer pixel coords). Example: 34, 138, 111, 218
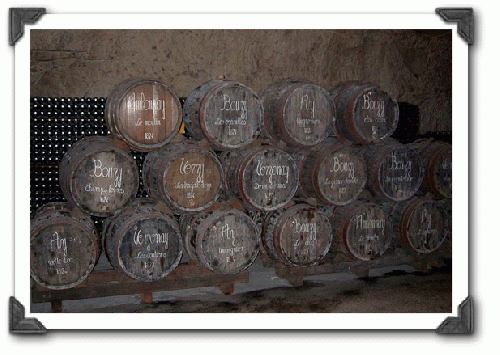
30, 76, 451, 291
325, 80, 451, 260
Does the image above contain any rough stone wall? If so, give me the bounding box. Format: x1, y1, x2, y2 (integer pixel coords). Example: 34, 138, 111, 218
30, 29, 452, 133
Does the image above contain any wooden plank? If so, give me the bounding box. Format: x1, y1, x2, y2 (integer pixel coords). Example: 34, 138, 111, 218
218, 283, 235, 295
140, 292, 153, 304
273, 247, 451, 280
51, 300, 62, 313
31, 263, 249, 304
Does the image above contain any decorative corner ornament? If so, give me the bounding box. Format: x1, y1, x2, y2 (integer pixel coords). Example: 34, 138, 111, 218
9, 7, 46, 46
436, 296, 473, 334
9, 297, 47, 334
436, 7, 474, 45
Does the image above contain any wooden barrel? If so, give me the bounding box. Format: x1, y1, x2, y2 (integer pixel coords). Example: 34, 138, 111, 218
322, 201, 391, 261
410, 139, 452, 198
261, 203, 332, 266
386, 197, 447, 254
183, 79, 263, 150
59, 136, 140, 217
439, 198, 452, 242
30, 202, 100, 290
180, 209, 260, 274
296, 139, 367, 206
223, 145, 299, 211
102, 198, 183, 282
105, 78, 182, 151
261, 79, 334, 147
362, 140, 424, 202
331, 80, 399, 144
142, 141, 223, 213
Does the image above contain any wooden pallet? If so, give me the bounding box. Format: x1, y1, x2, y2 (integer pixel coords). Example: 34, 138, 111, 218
261, 244, 452, 287
31, 261, 249, 312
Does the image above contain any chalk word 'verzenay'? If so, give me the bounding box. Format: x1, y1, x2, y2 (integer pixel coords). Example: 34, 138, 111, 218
255, 159, 290, 184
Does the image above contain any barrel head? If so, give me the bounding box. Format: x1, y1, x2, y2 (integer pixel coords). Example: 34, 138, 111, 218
400, 199, 447, 254
238, 147, 298, 211
198, 81, 262, 149
263, 203, 332, 267
351, 87, 399, 143
108, 79, 182, 151
115, 215, 183, 282
374, 145, 424, 202
195, 210, 260, 274
162, 149, 223, 212
30, 218, 99, 290
342, 203, 391, 261
262, 80, 334, 147
70, 149, 139, 216
312, 146, 367, 205
333, 81, 399, 144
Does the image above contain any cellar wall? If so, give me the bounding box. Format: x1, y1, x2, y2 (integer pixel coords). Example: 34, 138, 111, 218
30, 29, 452, 133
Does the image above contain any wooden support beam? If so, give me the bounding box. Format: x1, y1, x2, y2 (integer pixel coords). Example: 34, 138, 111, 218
51, 300, 62, 313
32, 263, 249, 312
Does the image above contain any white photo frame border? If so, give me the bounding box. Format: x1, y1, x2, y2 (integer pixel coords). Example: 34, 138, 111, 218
10, 10, 471, 332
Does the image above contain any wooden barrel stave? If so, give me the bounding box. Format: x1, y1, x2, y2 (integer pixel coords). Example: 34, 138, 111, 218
410, 139, 452, 199
438, 198, 452, 243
